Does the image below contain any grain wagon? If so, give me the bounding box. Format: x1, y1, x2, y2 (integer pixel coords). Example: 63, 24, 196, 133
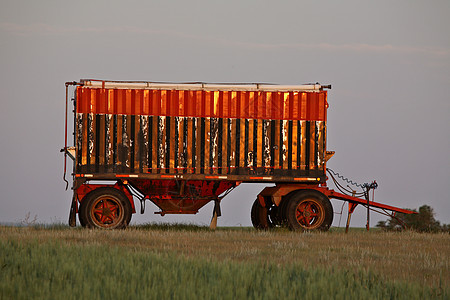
62, 80, 414, 230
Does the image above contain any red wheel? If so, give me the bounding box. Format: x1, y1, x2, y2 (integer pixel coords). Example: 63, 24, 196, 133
295, 200, 324, 227
286, 190, 333, 231
79, 187, 132, 229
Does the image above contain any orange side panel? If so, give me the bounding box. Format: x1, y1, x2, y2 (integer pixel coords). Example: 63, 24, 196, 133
77, 87, 327, 121
75, 86, 328, 180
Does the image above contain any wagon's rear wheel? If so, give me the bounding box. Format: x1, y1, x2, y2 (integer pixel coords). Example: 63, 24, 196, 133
79, 187, 132, 229
286, 190, 333, 231
251, 199, 269, 229
276, 196, 290, 227
267, 202, 283, 227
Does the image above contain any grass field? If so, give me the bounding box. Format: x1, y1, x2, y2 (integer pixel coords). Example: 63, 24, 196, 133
0, 224, 448, 299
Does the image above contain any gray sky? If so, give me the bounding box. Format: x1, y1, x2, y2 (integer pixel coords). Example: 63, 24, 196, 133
1, 0, 449, 227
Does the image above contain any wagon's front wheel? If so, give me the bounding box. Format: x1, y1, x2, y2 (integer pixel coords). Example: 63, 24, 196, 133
286, 190, 333, 231
79, 187, 132, 229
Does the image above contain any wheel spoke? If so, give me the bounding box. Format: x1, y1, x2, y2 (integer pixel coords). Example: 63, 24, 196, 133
109, 204, 118, 214
93, 201, 105, 215
93, 208, 103, 215
93, 202, 104, 220
101, 215, 109, 223
110, 209, 118, 220
305, 203, 312, 213
296, 204, 306, 214
299, 216, 307, 225
305, 215, 312, 224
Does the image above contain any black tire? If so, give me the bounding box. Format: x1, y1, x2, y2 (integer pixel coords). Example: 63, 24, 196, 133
79, 187, 132, 229
285, 190, 333, 231
78, 208, 86, 227
277, 196, 291, 227
267, 202, 283, 227
251, 199, 269, 230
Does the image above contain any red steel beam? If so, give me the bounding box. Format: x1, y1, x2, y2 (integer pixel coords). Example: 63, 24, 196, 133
325, 189, 416, 214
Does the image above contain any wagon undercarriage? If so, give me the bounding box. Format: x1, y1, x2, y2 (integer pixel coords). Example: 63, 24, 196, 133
69, 173, 415, 231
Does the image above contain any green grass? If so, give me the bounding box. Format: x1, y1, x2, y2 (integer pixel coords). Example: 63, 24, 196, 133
0, 239, 444, 300
0, 225, 448, 299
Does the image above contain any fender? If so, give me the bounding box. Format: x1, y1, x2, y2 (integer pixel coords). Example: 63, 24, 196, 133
75, 182, 136, 213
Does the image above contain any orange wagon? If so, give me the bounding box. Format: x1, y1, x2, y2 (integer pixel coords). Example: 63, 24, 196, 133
63, 80, 414, 230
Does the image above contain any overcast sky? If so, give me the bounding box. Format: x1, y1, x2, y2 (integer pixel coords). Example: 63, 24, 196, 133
1, 0, 449, 227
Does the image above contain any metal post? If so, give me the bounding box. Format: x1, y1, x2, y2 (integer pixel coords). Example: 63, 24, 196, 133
209, 199, 221, 230
63, 83, 69, 190
365, 187, 370, 231
346, 190, 356, 233
345, 205, 352, 233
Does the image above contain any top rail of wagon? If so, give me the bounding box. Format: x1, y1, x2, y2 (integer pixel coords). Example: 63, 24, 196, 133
77, 79, 331, 92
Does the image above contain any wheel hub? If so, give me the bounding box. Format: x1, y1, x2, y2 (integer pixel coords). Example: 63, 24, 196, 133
295, 200, 323, 228
93, 199, 120, 225
102, 206, 112, 217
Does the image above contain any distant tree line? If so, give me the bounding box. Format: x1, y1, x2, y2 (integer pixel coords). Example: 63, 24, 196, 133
376, 205, 449, 233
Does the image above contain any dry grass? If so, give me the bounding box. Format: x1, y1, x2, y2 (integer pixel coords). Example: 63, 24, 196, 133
1, 225, 448, 289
